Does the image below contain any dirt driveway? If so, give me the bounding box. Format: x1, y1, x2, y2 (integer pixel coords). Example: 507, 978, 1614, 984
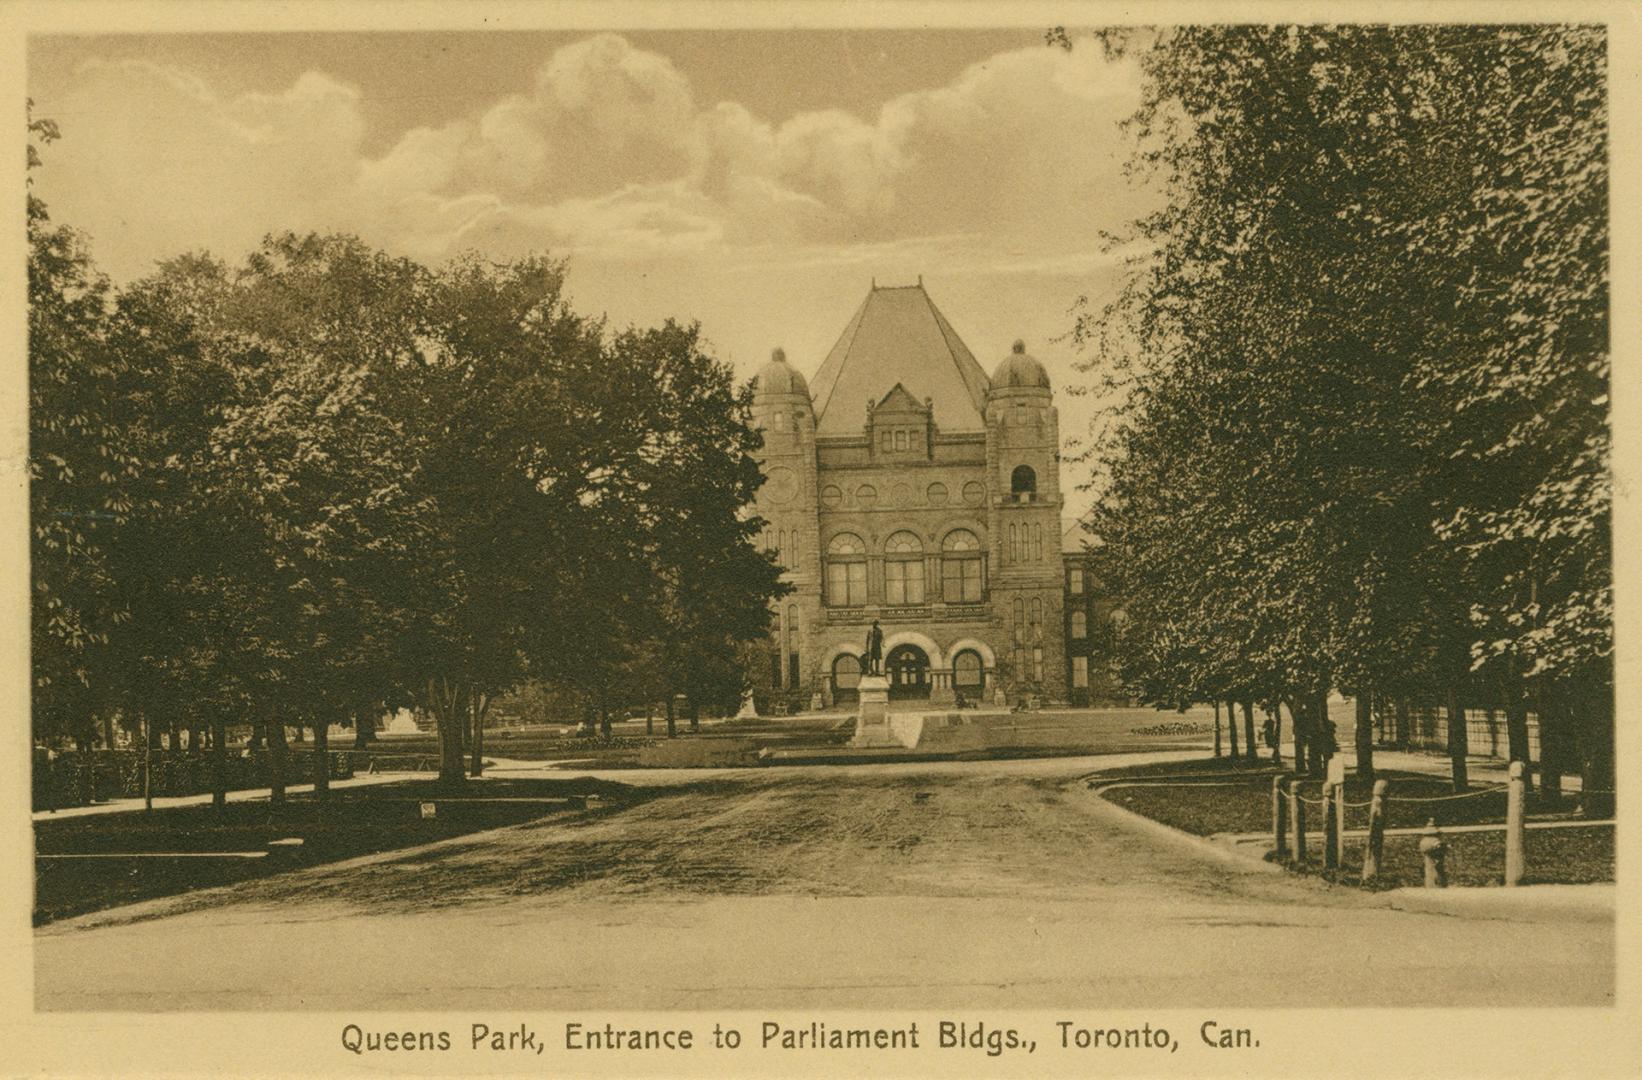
34, 754, 1613, 1010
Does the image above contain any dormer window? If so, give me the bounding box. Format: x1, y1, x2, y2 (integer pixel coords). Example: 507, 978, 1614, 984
1011, 465, 1037, 499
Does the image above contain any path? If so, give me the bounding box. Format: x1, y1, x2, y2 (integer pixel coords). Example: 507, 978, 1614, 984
34, 754, 1611, 1010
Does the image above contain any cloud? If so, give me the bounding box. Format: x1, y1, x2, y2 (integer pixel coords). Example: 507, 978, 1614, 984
32, 34, 1150, 280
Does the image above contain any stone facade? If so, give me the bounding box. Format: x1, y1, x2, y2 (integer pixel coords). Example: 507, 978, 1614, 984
752, 281, 1065, 708
1060, 552, 1131, 707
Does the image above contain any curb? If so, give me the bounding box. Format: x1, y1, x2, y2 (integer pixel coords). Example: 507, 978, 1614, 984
1082, 782, 1284, 874
1380, 883, 1615, 923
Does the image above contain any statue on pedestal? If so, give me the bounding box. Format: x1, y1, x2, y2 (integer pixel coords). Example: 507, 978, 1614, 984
865, 620, 884, 676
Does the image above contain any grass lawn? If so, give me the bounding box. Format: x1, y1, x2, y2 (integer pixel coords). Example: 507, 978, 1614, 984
1094, 765, 1557, 835
1292, 826, 1615, 889
1090, 755, 1614, 888
33, 776, 639, 925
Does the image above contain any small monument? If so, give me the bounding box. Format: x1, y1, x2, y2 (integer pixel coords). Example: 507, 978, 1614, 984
735, 688, 760, 720
851, 620, 895, 746
384, 708, 421, 736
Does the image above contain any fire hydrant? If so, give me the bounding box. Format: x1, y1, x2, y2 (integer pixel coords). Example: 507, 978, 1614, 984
1419, 819, 1448, 888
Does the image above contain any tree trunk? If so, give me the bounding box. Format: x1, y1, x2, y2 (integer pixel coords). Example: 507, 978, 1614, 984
1445, 685, 1469, 793
1242, 700, 1257, 762
1226, 699, 1239, 759
600, 704, 613, 739
1577, 685, 1614, 820
666, 694, 677, 738
166, 717, 180, 752
469, 687, 488, 778
1394, 697, 1411, 749
646, 705, 654, 737
313, 718, 330, 797
211, 714, 228, 815
189, 721, 205, 754
1354, 693, 1374, 782
267, 707, 288, 808
74, 730, 95, 806
1287, 699, 1305, 774
1538, 685, 1562, 804
1267, 703, 1283, 766
1213, 701, 1222, 757
142, 711, 153, 812
101, 712, 116, 753
354, 706, 376, 748
431, 677, 467, 786
1311, 687, 1331, 777
1506, 697, 1533, 796
687, 695, 700, 733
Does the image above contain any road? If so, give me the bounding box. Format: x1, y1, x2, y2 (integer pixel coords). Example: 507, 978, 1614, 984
34, 754, 1612, 1010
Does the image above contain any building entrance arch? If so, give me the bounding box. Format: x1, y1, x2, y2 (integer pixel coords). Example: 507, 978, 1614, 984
885, 644, 931, 700
831, 652, 862, 705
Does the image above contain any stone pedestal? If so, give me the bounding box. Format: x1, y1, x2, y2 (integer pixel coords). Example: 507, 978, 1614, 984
928, 667, 956, 707
851, 675, 893, 747
734, 688, 759, 721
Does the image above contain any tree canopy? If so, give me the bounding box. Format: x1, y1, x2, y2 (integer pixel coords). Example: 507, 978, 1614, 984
1058, 26, 1609, 792
30, 120, 786, 788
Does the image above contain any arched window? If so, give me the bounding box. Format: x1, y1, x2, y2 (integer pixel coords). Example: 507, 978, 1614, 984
1008, 524, 1018, 563
820, 485, 843, 509
884, 531, 925, 606
941, 529, 983, 603
1071, 610, 1087, 640
1012, 598, 1025, 680
786, 603, 801, 687
832, 653, 862, 699
953, 649, 984, 689
825, 533, 867, 606
1029, 597, 1045, 682
1033, 523, 1043, 561
1011, 465, 1037, 497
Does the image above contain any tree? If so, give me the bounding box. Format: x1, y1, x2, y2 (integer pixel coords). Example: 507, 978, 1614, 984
1060, 26, 1609, 794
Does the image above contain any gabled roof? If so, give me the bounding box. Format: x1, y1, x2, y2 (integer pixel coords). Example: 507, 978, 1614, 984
809, 282, 992, 435
874, 383, 927, 414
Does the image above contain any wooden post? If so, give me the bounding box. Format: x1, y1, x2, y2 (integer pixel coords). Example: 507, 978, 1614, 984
1362, 779, 1388, 883
1322, 781, 1339, 871
1290, 780, 1306, 864
1505, 760, 1526, 887
1419, 820, 1447, 888
1272, 775, 1289, 860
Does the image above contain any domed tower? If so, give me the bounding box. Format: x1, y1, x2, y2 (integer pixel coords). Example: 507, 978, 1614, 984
984, 340, 1064, 697
751, 349, 821, 699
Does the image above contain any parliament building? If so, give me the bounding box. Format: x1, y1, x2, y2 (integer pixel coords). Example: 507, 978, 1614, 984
751, 280, 1071, 708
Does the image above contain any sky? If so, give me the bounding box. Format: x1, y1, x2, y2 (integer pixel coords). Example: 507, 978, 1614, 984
28, 29, 1160, 520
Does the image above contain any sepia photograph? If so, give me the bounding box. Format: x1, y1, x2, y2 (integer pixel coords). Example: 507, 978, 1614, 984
9, 1, 1636, 1075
